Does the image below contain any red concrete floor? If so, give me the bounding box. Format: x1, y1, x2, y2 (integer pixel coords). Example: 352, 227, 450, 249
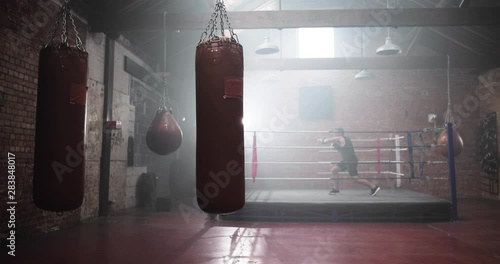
5, 198, 500, 264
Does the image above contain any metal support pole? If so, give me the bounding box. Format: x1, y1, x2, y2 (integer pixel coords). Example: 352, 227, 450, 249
395, 134, 401, 188
99, 37, 114, 217
446, 123, 458, 221
407, 132, 415, 178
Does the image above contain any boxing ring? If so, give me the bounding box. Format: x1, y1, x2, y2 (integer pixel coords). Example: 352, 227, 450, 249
220, 124, 460, 222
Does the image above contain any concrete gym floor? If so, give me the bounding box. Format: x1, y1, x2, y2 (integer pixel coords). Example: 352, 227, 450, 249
7, 196, 500, 264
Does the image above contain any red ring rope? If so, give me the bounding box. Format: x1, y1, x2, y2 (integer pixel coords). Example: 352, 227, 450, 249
252, 131, 258, 182
377, 138, 381, 173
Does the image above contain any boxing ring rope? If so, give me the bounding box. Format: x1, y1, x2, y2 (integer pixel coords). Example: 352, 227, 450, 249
243, 173, 449, 181
245, 161, 447, 164
248, 146, 416, 149
243, 176, 449, 180
245, 129, 441, 134
249, 146, 409, 149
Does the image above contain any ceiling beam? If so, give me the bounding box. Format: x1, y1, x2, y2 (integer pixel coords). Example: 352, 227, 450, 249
244, 56, 500, 71
91, 7, 500, 32
459, 0, 472, 8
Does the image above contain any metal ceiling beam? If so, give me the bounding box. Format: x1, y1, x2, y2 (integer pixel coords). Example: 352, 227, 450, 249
459, 0, 472, 8
244, 56, 500, 70
91, 7, 500, 32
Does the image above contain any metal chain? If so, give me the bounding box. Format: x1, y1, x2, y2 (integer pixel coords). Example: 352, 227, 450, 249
67, 2, 85, 51
61, 3, 68, 44
43, 7, 65, 48
221, 0, 239, 42
218, 2, 225, 36
44, 0, 85, 51
198, 0, 239, 43
212, 10, 219, 38
199, 10, 218, 43
220, 1, 238, 42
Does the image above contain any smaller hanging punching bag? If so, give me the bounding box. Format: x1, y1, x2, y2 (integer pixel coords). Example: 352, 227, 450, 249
146, 12, 183, 156
436, 56, 464, 158
436, 127, 464, 157
195, 1, 245, 214
146, 108, 183, 155
33, 1, 88, 212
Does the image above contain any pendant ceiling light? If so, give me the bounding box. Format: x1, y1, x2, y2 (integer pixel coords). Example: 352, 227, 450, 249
376, 0, 402, 56
355, 28, 372, 80
376, 28, 402, 56
256, 1, 281, 55
355, 69, 373, 80
255, 35, 280, 55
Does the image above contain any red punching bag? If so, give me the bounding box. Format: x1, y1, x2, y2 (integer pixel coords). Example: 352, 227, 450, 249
33, 43, 88, 212
33, 2, 87, 212
195, 2, 245, 214
146, 108, 183, 155
436, 127, 464, 157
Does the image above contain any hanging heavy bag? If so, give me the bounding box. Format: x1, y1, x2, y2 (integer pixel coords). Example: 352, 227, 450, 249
195, 1, 245, 214
146, 108, 183, 155
33, 1, 88, 212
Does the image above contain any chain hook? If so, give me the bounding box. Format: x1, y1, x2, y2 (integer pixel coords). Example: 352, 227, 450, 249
198, 0, 238, 43
60, 2, 68, 44
44, 0, 85, 51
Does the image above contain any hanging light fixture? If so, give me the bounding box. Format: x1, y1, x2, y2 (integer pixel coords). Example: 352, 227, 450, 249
376, 0, 401, 55
255, 35, 280, 55
355, 28, 372, 80
256, 1, 281, 55
355, 69, 372, 80
376, 28, 402, 55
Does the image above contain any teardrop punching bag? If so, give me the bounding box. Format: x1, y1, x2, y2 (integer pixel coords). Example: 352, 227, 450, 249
33, 43, 88, 212
146, 108, 183, 155
436, 56, 464, 158
436, 126, 464, 157
195, 36, 245, 214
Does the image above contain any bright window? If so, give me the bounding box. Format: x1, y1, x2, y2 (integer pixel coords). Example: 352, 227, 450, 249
298, 27, 335, 58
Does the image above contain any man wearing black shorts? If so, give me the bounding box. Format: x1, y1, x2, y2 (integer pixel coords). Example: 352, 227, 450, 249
318, 128, 380, 196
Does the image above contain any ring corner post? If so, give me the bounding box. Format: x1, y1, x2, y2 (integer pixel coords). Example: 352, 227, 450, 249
406, 132, 415, 179
446, 123, 458, 222
395, 134, 402, 188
